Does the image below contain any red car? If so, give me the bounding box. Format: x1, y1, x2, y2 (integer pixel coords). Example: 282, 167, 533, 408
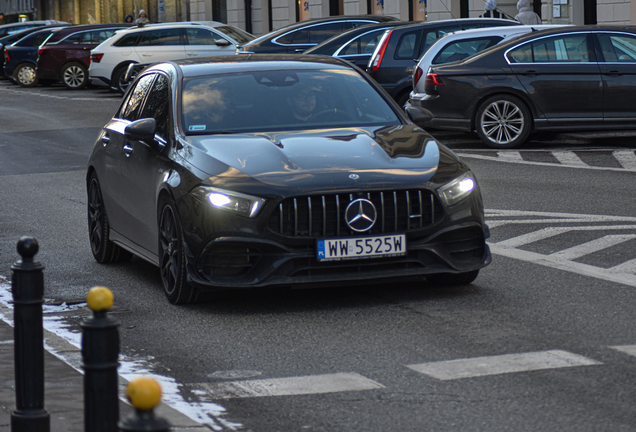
37, 24, 132, 89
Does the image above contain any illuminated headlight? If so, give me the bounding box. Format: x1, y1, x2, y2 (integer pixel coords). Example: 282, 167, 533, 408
194, 187, 266, 218
438, 172, 475, 206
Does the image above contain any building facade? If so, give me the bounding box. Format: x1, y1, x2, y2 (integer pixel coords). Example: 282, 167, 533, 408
1, 0, 635, 35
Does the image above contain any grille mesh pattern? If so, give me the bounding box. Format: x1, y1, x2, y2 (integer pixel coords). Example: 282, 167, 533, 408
269, 190, 444, 237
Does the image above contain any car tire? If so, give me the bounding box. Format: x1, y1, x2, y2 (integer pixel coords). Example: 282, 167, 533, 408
158, 198, 199, 305
62, 62, 88, 89
14, 63, 39, 87
112, 65, 132, 95
395, 91, 410, 110
427, 270, 479, 286
87, 173, 133, 263
475, 94, 531, 149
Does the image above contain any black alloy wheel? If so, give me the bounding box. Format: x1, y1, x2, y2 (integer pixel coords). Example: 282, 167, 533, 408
112, 65, 132, 95
14, 63, 39, 87
475, 94, 531, 149
87, 174, 133, 263
62, 62, 88, 89
426, 270, 480, 286
158, 200, 199, 305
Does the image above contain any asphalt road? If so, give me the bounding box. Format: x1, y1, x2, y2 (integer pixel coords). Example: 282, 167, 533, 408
2, 80, 636, 431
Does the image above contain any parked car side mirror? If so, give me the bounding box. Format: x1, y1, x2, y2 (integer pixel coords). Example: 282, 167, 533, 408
215, 39, 231, 47
125, 118, 159, 148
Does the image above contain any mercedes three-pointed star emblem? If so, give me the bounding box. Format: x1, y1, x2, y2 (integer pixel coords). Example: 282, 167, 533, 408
345, 198, 377, 232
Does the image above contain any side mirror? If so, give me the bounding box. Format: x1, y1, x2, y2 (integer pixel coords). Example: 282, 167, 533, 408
125, 118, 157, 146
215, 39, 231, 47
404, 105, 431, 126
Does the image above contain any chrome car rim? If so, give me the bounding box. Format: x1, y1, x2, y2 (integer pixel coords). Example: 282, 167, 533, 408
17, 66, 36, 85
159, 206, 179, 294
64, 66, 85, 88
479, 100, 524, 145
88, 179, 104, 255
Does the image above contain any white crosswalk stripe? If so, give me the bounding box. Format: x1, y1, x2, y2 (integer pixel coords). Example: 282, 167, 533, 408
613, 150, 636, 170
550, 234, 636, 260
407, 350, 601, 381
552, 150, 589, 167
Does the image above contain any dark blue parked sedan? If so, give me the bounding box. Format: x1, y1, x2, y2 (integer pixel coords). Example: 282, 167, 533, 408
3, 26, 67, 87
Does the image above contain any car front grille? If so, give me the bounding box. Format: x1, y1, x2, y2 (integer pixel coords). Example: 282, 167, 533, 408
269, 190, 444, 237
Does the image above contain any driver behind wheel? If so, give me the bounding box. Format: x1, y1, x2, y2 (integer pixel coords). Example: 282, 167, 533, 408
286, 83, 319, 122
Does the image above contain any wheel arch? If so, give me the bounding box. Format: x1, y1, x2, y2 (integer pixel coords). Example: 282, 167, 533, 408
110, 60, 136, 83
469, 90, 537, 132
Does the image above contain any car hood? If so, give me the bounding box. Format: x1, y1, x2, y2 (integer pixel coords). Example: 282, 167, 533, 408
179, 125, 449, 193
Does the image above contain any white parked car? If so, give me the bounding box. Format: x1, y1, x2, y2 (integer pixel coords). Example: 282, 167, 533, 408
89, 21, 254, 93
408, 25, 566, 107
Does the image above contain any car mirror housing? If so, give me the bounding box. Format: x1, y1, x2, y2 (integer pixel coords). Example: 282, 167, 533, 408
125, 118, 157, 146
215, 39, 231, 47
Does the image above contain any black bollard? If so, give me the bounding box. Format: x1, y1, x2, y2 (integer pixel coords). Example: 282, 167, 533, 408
119, 377, 171, 432
81, 287, 120, 432
11, 236, 50, 432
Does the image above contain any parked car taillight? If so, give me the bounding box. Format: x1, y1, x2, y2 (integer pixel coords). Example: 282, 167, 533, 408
38, 47, 45, 56
90, 53, 104, 63
425, 73, 444, 86
370, 30, 393, 73
413, 67, 424, 87
3, 49, 8, 62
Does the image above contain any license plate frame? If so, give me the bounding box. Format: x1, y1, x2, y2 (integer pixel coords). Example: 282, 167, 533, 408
316, 234, 407, 262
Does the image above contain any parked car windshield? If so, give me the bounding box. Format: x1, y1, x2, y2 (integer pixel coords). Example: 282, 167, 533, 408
215, 25, 254, 44
181, 68, 401, 134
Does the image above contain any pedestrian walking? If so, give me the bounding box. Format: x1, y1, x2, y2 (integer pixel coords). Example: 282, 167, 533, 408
515, 0, 541, 24
134, 9, 149, 24
480, 0, 503, 18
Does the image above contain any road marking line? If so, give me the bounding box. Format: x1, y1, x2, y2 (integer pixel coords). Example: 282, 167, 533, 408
457, 153, 636, 172
494, 226, 636, 248
552, 151, 588, 167
496, 151, 524, 161
407, 350, 601, 381
613, 150, 636, 170
550, 235, 636, 260
489, 243, 636, 287
486, 209, 636, 221
199, 373, 385, 399
610, 345, 636, 356
609, 258, 636, 274
0, 340, 13, 345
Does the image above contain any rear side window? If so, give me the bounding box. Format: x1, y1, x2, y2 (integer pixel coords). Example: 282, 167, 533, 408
276, 29, 305, 45
432, 36, 502, 64
394, 30, 421, 60
138, 28, 182, 46
421, 26, 462, 54
15, 33, 37, 47
309, 23, 345, 44
91, 29, 118, 44
508, 34, 590, 63
114, 34, 139, 47
341, 29, 385, 55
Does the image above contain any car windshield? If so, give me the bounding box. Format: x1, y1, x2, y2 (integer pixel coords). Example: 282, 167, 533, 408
181, 68, 401, 135
215, 25, 254, 44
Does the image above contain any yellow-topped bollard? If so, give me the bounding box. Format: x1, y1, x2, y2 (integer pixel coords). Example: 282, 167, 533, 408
86, 286, 114, 312
126, 377, 162, 411
120, 377, 171, 431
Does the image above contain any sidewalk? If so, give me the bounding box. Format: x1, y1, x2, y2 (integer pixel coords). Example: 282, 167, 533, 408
0, 318, 210, 432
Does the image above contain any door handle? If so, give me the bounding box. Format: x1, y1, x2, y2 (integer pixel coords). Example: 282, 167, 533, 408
604, 70, 622, 76
141, 53, 153, 57
123, 144, 134, 157
522, 70, 537, 76
187, 53, 198, 56
101, 135, 110, 147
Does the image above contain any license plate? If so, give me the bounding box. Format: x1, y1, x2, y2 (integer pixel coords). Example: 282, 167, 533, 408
316, 234, 406, 262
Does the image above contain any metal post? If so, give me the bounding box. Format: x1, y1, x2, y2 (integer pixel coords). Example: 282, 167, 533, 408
81, 287, 120, 432
119, 377, 171, 432
11, 236, 50, 432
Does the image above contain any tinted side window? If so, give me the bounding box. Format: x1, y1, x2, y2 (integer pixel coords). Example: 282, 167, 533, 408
276, 30, 297, 45
140, 75, 170, 138
91, 29, 118, 44
186, 28, 221, 45
33, 33, 50, 46
138, 28, 182, 46
114, 34, 140, 47
16, 34, 37, 47
341, 29, 384, 55
509, 35, 590, 63
309, 23, 345, 44
598, 34, 636, 62
394, 30, 421, 60
432, 36, 503, 64
291, 29, 309, 44
63, 33, 83, 44
118, 74, 156, 121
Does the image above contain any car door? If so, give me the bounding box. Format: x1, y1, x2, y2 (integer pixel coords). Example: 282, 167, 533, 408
184, 27, 235, 58
595, 31, 636, 122
507, 32, 603, 125
133, 28, 186, 63
334, 27, 390, 67
119, 73, 173, 255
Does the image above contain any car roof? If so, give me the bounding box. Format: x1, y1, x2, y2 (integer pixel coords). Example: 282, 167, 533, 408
242, 15, 399, 46
149, 54, 356, 77
439, 24, 568, 40
0, 20, 66, 29
392, 17, 520, 32
49, 23, 132, 36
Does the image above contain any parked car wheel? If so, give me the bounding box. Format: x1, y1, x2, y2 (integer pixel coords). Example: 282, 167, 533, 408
14, 63, 39, 87
62, 62, 88, 89
475, 94, 531, 149
158, 198, 199, 305
112, 65, 132, 94
87, 173, 133, 263
427, 270, 480, 286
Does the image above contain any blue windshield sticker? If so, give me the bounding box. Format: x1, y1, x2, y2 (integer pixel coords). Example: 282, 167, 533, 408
189, 125, 206, 131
